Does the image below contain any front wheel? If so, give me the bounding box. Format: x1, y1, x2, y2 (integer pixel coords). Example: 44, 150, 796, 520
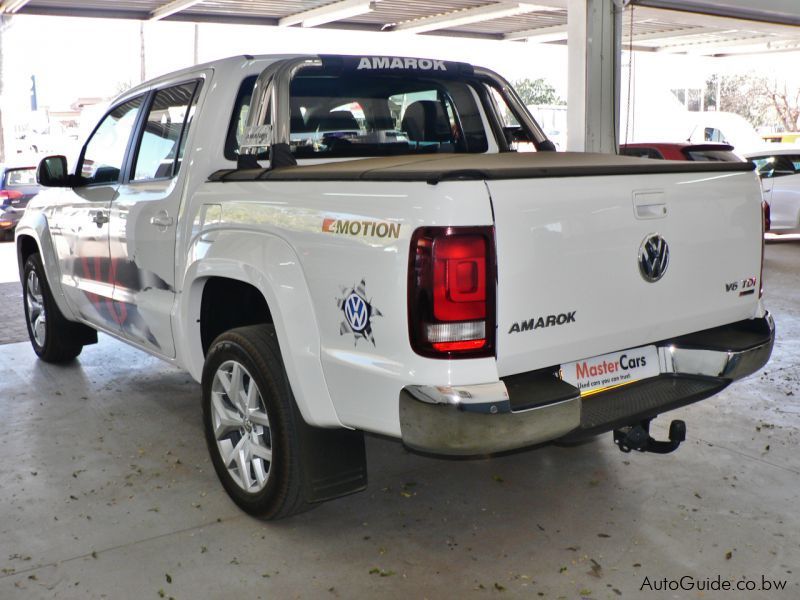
23, 253, 87, 363
202, 324, 310, 519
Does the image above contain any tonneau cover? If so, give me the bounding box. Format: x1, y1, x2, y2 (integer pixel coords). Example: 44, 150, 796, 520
210, 152, 754, 184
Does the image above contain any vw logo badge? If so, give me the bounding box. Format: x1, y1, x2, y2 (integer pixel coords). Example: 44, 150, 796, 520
638, 233, 669, 282
344, 293, 369, 332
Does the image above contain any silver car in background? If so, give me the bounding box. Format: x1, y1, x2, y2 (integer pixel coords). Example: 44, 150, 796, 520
745, 148, 800, 235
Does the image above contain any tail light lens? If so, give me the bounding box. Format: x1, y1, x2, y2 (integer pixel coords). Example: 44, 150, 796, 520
0, 190, 22, 206
408, 226, 495, 358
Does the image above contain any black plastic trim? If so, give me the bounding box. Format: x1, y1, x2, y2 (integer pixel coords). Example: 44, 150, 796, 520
663, 316, 773, 352
503, 368, 579, 412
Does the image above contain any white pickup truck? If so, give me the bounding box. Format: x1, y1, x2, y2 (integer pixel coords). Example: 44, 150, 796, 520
18, 54, 773, 519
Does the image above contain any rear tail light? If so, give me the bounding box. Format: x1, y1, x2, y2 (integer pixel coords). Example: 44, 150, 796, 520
0, 190, 22, 206
408, 226, 495, 358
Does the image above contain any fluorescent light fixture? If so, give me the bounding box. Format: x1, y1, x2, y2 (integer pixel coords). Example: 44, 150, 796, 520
280, 0, 376, 28
393, 2, 543, 34
504, 24, 568, 42
150, 0, 203, 21
0, 0, 31, 14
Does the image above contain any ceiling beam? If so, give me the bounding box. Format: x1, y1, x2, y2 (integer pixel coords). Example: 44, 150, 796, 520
279, 0, 376, 28
392, 2, 544, 34
503, 24, 568, 42
150, 0, 203, 21
633, 0, 800, 28
656, 35, 792, 56
631, 5, 800, 37
0, 0, 31, 14
622, 25, 720, 43
712, 39, 800, 56
656, 33, 784, 53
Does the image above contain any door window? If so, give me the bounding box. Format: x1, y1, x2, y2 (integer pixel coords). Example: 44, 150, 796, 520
132, 82, 200, 181
80, 97, 144, 185
750, 155, 798, 179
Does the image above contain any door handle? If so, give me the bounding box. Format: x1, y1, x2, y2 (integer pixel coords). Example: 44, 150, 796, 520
91, 210, 109, 226
150, 211, 174, 228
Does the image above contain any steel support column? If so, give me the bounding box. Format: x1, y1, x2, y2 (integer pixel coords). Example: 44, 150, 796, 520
567, 0, 623, 153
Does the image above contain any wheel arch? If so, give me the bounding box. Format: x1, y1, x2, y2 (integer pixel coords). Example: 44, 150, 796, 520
179, 230, 343, 429
15, 215, 78, 322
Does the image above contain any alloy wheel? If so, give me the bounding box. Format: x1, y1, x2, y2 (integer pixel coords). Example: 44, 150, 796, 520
210, 360, 273, 493
26, 270, 46, 347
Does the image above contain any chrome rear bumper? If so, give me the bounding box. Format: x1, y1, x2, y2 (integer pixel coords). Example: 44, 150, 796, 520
399, 314, 774, 456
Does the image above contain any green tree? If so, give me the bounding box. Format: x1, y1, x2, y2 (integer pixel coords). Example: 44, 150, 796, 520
513, 78, 565, 106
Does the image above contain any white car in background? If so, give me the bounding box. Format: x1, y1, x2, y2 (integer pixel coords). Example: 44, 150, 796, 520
745, 148, 800, 235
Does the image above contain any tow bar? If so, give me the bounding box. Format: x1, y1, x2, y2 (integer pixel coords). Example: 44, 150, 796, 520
613, 419, 686, 454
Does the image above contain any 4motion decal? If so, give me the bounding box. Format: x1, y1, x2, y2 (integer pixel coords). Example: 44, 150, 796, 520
336, 279, 382, 346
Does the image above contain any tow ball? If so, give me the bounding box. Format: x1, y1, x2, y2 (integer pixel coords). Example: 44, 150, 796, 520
613, 419, 686, 454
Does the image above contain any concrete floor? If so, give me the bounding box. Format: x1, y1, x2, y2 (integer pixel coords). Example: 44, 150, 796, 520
0, 241, 798, 600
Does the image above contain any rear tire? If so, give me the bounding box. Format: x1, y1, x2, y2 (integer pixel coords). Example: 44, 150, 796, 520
202, 324, 312, 520
23, 253, 86, 363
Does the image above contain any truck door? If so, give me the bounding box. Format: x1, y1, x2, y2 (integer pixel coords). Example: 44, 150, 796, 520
765, 154, 800, 230
49, 96, 145, 334
110, 80, 202, 357
752, 153, 800, 231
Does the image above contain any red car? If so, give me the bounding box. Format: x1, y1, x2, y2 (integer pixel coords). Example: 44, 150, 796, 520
620, 142, 769, 231
620, 142, 740, 162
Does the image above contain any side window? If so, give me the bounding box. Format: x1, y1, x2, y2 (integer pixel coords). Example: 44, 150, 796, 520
751, 155, 797, 179
704, 127, 727, 143
225, 76, 258, 161
132, 82, 200, 181
80, 97, 144, 185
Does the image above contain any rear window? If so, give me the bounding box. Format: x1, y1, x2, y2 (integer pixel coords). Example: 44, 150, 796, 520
5, 168, 37, 186
619, 147, 664, 160
226, 70, 489, 160
683, 149, 740, 162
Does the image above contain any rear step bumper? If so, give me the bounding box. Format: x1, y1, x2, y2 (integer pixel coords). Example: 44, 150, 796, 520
399, 313, 774, 455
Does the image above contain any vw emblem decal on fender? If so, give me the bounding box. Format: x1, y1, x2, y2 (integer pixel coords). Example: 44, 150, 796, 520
344, 293, 368, 332
336, 279, 382, 346
638, 233, 669, 283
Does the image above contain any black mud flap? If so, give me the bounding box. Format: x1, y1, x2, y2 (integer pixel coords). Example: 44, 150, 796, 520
295, 406, 368, 504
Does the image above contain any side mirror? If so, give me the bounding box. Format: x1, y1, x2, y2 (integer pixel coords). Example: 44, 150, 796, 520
37, 155, 71, 187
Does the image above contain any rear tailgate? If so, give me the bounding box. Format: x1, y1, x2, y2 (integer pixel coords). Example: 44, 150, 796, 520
489, 168, 764, 378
